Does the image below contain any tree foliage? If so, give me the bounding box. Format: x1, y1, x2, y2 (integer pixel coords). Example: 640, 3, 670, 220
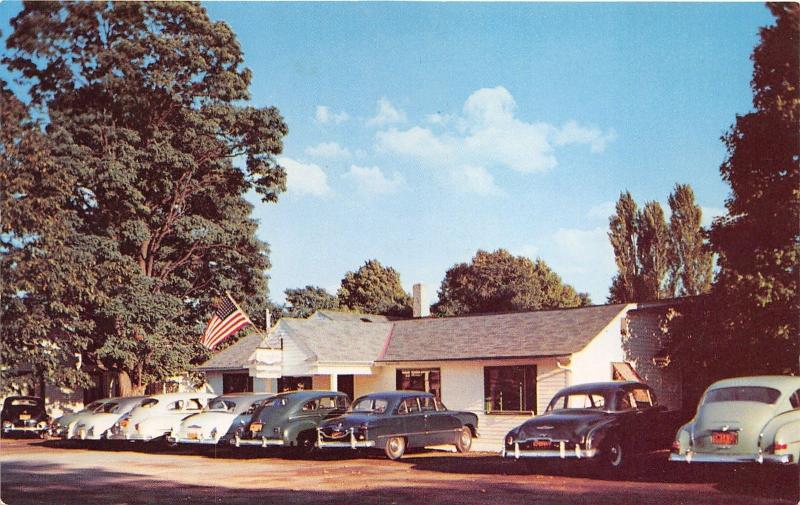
667, 184, 713, 296
432, 249, 588, 316
337, 260, 412, 317
608, 187, 710, 302
2, 2, 287, 393
671, 4, 799, 379
284, 286, 339, 318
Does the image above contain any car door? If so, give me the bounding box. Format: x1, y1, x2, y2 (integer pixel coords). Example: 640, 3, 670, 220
422, 397, 459, 445
397, 397, 427, 447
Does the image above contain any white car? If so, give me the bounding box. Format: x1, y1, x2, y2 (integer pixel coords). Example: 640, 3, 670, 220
50, 398, 114, 438
69, 396, 147, 441
107, 392, 215, 442
167, 393, 272, 446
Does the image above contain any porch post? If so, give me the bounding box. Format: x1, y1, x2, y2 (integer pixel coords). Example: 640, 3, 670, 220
330, 373, 338, 392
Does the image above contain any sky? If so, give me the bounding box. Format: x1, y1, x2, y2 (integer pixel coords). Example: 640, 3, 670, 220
0, 2, 774, 305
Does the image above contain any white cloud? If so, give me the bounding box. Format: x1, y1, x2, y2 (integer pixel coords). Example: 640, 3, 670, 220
587, 201, 617, 221
375, 86, 615, 190
304, 141, 351, 159
513, 244, 540, 259
553, 120, 617, 153
314, 105, 349, 125
530, 226, 616, 303
367, 97, 407, 127
700, 206, 726, 227
280, 157, 332, 197
344, 165, 405, 194
449, 165, 504, 196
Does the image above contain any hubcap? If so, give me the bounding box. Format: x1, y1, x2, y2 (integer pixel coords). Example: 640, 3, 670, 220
609, 444, 622, 466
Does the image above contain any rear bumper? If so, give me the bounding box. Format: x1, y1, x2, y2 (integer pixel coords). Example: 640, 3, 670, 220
669, 452, 794, 465
232, 435, 285, 448
317, 427, 375, 449
501, 441, 597, 460
3, 426, 47, 434
167, 436, 220, 445
107, 432, 161, 442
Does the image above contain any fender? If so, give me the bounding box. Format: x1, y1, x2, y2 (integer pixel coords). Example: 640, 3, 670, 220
283, 419, 321, 445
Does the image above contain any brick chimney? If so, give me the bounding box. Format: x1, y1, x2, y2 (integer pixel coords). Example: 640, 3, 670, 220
412, 283, 429, 318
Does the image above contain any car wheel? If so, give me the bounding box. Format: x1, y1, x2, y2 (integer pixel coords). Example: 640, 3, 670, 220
455, 427, 472, 453
296, 431, 317, 456
384, 436, 406, 460
603, 436, 626, 471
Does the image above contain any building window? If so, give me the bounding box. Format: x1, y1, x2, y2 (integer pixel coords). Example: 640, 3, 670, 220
223, 373, 253, 394
396, 368, 441, 399
483, 365, 537, 414
278, 376, 312, 392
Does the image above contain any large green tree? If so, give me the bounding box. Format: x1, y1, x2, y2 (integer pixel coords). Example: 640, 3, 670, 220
432, 249, 588, 316
673, 3, 799, 379
2, 2, 287, 394
337, 260, 412, 317
608, 192, 640, 303
636, 201, 670, 301
284, 286, 339, 318
667, 184, 713, 297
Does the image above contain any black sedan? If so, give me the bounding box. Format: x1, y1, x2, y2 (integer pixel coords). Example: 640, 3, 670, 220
1, 396, 49, 438
317, 391, 478, 460
502, 381, 684, 470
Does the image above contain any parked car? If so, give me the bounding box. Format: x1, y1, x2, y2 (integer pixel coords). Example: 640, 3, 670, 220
69, 396, 147, 441
317, 391, 478, 460
107, 392, 215, 442
50, 398, 115, 438
502, 381, 684, 470
670, 375, 800, 465
1, 396, 49, 438
228, 390, 349, 452
168, 393, 272, 446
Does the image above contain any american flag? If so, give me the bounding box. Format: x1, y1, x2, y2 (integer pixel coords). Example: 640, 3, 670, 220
201, 294, 253, 350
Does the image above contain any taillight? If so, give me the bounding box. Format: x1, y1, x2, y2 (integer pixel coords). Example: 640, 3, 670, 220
774, 442, 788, 451
671, 440, 681, 453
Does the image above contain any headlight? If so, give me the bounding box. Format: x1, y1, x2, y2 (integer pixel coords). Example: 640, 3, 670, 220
3, 421, 12, 428
37, 421, 48, 430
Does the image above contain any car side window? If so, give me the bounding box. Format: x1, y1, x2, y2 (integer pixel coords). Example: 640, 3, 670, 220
167, 400, 183, 411
420, 397, 436, 412
302, 400, 318, 411
406, 398, 421, 413
185, 399, 203, 411
318, 397, 338, 409
616, 392, 632, 411
790, 389, 800, 409
336, 396, 349, 410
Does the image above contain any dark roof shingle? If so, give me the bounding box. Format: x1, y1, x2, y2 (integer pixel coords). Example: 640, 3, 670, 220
378, 304, 630, 361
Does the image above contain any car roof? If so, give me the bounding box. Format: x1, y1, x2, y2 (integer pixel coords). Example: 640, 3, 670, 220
273, 390, 347, 400
4, 395, 43, 402
708, 375, 800, 391
213, 393, 273, 402
357, 391, 434, 400
555, 381, 647, 396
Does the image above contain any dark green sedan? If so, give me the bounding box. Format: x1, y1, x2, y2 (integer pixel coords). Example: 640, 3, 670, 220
227, 390, 349, 452
317, 391, 479, 460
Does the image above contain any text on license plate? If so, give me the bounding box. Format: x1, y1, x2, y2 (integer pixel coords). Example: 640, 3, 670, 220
250, 423, 263, 433
532, 440, 551, 448
711, 431, 738, 445
187, 431, 199, 440
19, 414, 30, 420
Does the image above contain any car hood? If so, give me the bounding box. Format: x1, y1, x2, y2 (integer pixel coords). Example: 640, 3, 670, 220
514, 410, 612, 441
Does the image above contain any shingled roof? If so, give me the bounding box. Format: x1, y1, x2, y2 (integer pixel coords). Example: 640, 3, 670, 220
378, 303, 630, 361
196, 331, 266, 371
274, 318, 393, 363
311, 310, 396, 323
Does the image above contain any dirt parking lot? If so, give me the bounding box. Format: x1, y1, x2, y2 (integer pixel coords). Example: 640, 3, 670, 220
0, 438, 797, 505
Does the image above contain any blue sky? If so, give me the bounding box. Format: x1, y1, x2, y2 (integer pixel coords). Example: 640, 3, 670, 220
0, 2, 773, 305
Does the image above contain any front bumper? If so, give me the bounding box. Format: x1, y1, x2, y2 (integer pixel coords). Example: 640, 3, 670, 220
69, 427, 105, 440
2, 426, 47, 434
669, 451, 794, 465
501, 441, 598, 460
107, 432, 162, 442
168, 436, 220, 446
317, 427, 375, 449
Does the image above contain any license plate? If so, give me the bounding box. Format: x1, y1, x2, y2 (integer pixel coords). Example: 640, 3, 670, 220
249, 423, 263, 433
187, 431, 199, 440
711, 431, 738, 445
19, 414, 30, 420
532, 440, 551, 448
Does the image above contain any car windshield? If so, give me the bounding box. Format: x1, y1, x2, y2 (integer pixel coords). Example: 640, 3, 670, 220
349, 398, 389, 414
139, 399, 159, 409
84, 400, 105, 412
546, 392, 608, 412
205, 399, 236, 412
704, 386, 781, 404
6, 399, 39, 407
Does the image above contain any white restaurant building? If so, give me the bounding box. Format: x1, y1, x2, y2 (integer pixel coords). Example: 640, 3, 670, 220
198, 287, 682, 450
